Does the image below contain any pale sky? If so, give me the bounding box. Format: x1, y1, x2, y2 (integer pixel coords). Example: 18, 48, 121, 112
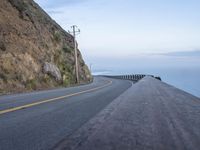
34, 0, 200, 58
34, 0, 200, 96
34, 0, 200, 75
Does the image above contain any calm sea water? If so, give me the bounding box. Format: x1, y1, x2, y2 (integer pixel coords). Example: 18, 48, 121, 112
93, 67, 200, 98
88, 54, 200, 98
152, 68, 200, 98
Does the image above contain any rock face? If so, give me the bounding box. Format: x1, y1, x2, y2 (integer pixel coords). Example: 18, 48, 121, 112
0, 0, 92, 94
43, 62, 62, 81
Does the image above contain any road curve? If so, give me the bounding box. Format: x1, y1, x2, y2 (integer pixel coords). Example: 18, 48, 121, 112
56, 76, 200, 150
0, 77, 132, 150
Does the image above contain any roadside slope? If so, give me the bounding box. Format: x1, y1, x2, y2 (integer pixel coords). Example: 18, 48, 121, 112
0, 0, 91, 94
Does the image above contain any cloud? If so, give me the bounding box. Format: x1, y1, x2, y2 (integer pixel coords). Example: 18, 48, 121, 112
149, 50, 200, 57
162, 50, 200, 57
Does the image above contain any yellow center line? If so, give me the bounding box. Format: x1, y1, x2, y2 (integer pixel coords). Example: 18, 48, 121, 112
0, 80, 113, 115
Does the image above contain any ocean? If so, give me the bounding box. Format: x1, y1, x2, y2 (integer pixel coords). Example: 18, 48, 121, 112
90, 55, 200, 98
93, 68, 200, 98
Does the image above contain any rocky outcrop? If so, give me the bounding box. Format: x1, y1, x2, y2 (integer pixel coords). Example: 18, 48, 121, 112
43, 62, 61, 81
0, 0, 92, 94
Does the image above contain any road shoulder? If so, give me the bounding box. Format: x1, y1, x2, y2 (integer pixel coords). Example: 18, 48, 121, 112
54, 77, 200, 150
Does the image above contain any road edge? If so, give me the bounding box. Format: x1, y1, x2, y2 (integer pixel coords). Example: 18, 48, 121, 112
52, 79, 134, 150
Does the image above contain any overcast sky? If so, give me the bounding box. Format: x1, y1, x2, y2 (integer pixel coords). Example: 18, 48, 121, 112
34, 0, 200, 56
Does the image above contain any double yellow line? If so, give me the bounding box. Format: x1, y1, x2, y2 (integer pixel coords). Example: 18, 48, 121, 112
0, 80, 112, 115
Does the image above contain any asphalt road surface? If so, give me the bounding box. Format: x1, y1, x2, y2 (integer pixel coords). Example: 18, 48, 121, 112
1, 76, 200, 150
0, 77, 132, 150
55, 76, 200, 150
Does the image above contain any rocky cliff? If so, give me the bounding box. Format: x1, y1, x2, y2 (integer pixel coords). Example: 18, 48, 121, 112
0, 0, 92, 94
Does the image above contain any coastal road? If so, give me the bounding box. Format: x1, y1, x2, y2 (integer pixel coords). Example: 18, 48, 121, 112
1, 76, 200, 150
57, 76, 200, 150
0, 77, 132, 150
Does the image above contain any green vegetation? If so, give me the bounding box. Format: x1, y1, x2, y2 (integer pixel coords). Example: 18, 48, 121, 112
63, 75, 70, 87
53, 31, 61, 43
10, 0, 28, 12
58, 62, 75, 86
58, 63, 72, 74
53, 50, 62, 64
62, 44, 73, 53
26, 79, 37, 90
53, 50, 75, 86
8, 0, 29, 19
43, 74, 52, 83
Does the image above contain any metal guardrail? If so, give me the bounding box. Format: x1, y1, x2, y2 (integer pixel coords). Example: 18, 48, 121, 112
104, 74, 161, 82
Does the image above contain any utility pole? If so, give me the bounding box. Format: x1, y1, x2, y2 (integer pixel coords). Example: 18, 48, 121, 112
69, 25, 80, 84
90, 63, 92, 73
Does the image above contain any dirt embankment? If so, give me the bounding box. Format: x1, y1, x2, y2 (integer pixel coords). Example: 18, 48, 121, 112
0, 0, 92, 94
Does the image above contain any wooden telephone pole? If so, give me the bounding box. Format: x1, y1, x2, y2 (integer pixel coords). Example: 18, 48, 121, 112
69, 25, 80, 84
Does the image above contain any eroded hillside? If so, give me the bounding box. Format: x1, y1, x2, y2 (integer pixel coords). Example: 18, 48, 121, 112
0, 0, 92, 94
